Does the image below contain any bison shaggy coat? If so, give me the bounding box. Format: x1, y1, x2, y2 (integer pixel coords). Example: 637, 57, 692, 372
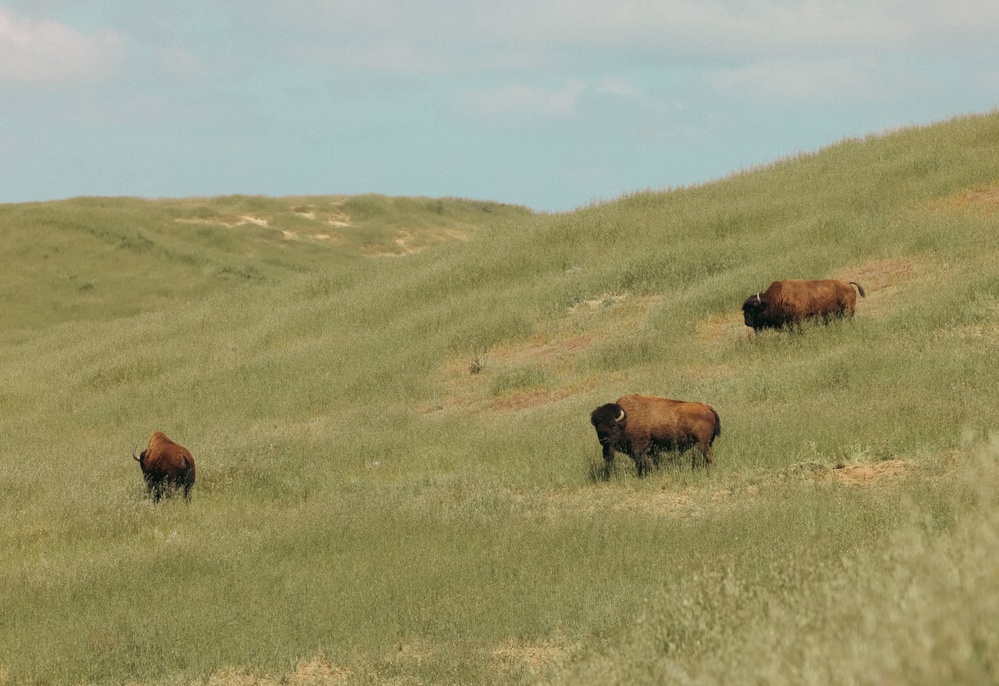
133, 431, 196, 502
742, 279, 865, 331
590, 394, 721, 478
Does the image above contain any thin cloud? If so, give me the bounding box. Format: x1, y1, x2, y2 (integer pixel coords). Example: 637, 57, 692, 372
455, 81, 593, 127
705, 57, 889, 103
253, 0, 999, 79
0, 6, 121, 84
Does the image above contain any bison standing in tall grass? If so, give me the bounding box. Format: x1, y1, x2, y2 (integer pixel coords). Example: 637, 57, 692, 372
742, 279, 865, 331
590, 394, 721, 478
133, 431, 196, 502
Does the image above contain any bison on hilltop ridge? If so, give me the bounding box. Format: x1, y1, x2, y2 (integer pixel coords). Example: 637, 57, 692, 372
742, 279, 865, 331
590, 394, 721, 478
133, 431, 196, 502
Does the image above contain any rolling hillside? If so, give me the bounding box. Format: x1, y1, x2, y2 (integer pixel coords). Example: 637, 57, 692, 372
2, 113, 999, 685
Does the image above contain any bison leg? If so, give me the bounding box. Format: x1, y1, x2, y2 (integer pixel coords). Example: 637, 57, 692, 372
695, 443, 714, 474
600, 444, 616, 480
633, 453, 653, 478
143, 474, 159, 501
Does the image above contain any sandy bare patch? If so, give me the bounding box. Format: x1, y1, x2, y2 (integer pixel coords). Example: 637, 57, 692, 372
365, 227, 473, 257
785, 459, 910, 485
831, 459, 909, 485
175, 215, 271, 229
280, 229, 340, 244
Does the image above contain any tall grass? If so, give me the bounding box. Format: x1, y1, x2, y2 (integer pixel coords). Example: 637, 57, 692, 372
556, 449, 999, 686
3, 113, 999, 684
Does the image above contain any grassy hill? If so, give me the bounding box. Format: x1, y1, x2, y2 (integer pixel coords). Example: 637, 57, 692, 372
0, 194, 528, 332
2, 113, 999, 685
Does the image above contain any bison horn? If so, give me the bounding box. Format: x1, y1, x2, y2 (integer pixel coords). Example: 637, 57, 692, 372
615, 408, 625, 423
132, 446, 140, 462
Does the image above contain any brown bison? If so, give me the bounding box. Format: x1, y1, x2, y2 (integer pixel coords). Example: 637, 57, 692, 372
132, 431, 196, 502
742, 279, 865, 331
590, 394, 721, 478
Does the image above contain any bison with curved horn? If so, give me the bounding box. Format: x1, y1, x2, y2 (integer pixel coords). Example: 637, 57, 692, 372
590, 394, 721, 478
742, 279, 865, 332
133, 431, 196, 502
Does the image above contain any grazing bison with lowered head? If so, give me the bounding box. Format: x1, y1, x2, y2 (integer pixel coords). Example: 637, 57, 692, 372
590, 394, 721, 478
133, 431, 196, 502
742, 279, 865, 331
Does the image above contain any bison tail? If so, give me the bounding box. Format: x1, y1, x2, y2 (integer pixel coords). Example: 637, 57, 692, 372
850, 281, 866, 298
711, 408, 721, 438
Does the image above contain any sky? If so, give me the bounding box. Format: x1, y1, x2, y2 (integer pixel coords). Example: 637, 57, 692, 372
1, 2, 998, 212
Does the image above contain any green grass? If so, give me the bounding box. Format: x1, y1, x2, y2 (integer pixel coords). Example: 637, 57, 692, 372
3, 112, 999, 684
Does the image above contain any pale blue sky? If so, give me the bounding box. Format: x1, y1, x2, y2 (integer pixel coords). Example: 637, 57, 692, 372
2, 1, 997, 211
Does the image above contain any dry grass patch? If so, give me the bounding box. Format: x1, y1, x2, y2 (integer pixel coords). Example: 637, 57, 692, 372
488, 388, 576, 411
838, 258, 914, 294
537, 483, 722, 521
837, 257, 923, 319
491, 639, 574, 675
927, 184, 999, 214
695, 312, 744, 343
428, 334, 600, 415
429, 294, 666, 415
189, 658, 351, 686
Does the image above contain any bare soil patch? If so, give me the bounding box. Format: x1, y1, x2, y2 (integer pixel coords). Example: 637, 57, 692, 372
830, 459, 909, 485
364, 227, 473, 257
175, 215, 270, 228
785, 459, 911, 485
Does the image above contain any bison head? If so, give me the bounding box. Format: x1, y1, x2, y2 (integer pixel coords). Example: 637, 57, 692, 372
742, 292, 766, 329
590, 403, 627, 462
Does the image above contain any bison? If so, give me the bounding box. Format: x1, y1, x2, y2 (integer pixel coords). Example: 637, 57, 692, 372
742, 279, 865, 331
590, 394, 721, 478
132, 431, 196, 502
